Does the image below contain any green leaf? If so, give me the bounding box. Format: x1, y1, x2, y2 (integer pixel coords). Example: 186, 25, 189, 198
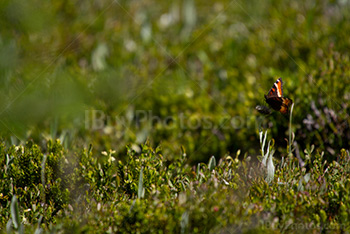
180, 211, 189, 234
208, 156, 216, 171
91, 42, 109, 71
266, 149, 275, 184
138, 167, 144, 199
10, 195, 20, 230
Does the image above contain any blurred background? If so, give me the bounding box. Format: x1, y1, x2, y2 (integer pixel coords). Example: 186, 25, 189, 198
0, 0, 349, 163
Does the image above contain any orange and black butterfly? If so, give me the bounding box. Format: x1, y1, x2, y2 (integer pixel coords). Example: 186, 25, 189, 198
263, 78, 293, 114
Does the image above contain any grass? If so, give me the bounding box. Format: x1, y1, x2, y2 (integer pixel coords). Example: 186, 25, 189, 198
1, 0, 350, 233
1, 139, 350, 233
288, 103, 294, 158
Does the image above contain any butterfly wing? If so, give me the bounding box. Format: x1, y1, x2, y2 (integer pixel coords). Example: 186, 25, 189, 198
264, 78, 293, 114
279, 97, 293, 114
265, 96, 283, 111
265, 78, 283, 98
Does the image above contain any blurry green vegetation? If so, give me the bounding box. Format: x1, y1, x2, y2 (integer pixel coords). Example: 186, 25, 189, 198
1, 0, 350, 232
0, 0, 349, 163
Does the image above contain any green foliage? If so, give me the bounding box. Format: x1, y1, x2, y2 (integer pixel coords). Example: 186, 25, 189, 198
0, 0, 350, 233
1, 139, 349, 233
0, 140, 70, 226
8, 195, 23, 233
0, 0, 349, 163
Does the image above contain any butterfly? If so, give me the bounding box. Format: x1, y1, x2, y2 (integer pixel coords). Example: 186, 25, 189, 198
263, 78, 293, 114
